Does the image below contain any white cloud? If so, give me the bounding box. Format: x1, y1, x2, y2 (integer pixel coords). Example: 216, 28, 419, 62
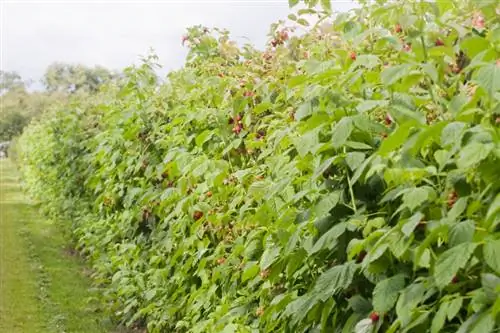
1, 0, 356, 87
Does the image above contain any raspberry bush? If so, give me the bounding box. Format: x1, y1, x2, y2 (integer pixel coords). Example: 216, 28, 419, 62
17, 0, 500, 332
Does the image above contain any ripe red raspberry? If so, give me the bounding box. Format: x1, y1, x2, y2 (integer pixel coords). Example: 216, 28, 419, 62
384, 114, 392, 126
370, 312, 380, 323
395, 23, 402, 33
350, 51, 357, 60
435, 39, 444, 46
232, 124, 242, 134
193, 211, 203, 220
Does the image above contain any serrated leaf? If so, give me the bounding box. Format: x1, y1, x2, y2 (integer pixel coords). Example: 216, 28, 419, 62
381, 64, 412, 86
296, 101, 313, 120
314, 191, 340, 218
316, 262, 357, 301
353, 55, 381, 69
396, 282, 426, 326
356, 100, 389, 113
421, 63, 438, 83
434, 242, 477, 289
345, 152, 365, 171
448, 197, 468, 220
372, 274, 405, 313
457, 309, 495, 333
457, 142, 493, 169
402, 188, 429, 212
348, 295, 372, 314
473, 63, 500, 97
378, 121, 413, 156
485, 193, 500, 230
446, 297, 462, 320
242, 262, 259, 282
332, 117, 353, 149
260, 245, 280, 270
401, 212, 424, 237
195, 130, 213, 147
431, 302, 448, 333
441, 122, 466, 147
310, 222, 346, 255
483, 239, 500, 274
293, 129, 319, 157
481, 273, 500, 301
449, 220, 475, 247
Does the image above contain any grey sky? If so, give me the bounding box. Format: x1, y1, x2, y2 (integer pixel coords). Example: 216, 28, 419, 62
1, 0, 356, 86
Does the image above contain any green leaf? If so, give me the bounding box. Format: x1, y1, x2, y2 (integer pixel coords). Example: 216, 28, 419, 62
401, 212, 424, 237
461, 36, 491, 59
457, 142, 493, 169
293, 129, 320, 157
378, 122, 413, 156
242, 262, 260, 282
315, 191, 340, 218
313, 262, 357, 300
372, 274, 405, 313
260, 245, 280, 270
332, 118, 353, 149
396, 282, 426, 326
297, 18, 310, 26
345, 152, 365, 171
449, 220, 475, 247
441, 122, 466, 147
296, 101, 313, 120
144, 289, 156, 301
195, 130, 213, 147
483, 239, 500, 274
434, 242, 477, 289
457, 310, 495, 333
473, 63, 500, 97
356, 100, 389, 113
448, 197, 468, 220
421, 63, 438, 83
481, 273, 500, 301
381, 64, 412, 86
485, 193, 500, 230
431, 302, 448, 333
310, 222, 346, 255
288, 0, 300, 7
446, 297, 463, 320
353, 55, 381, 69
320, 0, 331, 12
402, 188, 429, 212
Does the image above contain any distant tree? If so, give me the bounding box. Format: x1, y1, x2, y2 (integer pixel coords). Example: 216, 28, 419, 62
0, 70, 25, 93
43, 63, 116, 94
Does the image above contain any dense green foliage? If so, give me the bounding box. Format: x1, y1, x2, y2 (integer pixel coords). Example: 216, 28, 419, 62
17, 0, 500, 332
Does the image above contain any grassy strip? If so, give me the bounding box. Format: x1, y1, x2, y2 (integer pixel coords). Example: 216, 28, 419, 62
0, 159, 121, 333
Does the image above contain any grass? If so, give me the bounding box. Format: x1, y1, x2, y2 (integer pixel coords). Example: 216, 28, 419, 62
0, 159, 123, 333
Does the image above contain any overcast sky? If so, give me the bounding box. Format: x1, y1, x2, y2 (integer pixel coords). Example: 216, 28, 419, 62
1, 0, 356, 87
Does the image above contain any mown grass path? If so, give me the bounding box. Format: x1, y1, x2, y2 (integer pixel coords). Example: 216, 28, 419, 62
0, 159, 117, 333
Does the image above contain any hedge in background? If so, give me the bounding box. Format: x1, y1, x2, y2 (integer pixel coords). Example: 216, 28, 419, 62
17, 0, 500, 332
